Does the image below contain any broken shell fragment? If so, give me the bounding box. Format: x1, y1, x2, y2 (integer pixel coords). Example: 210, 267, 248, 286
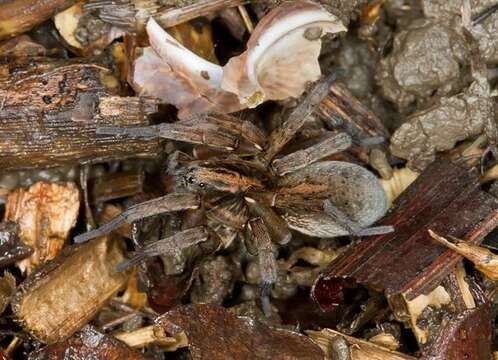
133, 19, 242, 118
134, 1, 346, 116
221, 1, 347, 108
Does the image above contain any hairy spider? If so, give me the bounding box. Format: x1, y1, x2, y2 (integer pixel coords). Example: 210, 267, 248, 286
75, 73, 392, 315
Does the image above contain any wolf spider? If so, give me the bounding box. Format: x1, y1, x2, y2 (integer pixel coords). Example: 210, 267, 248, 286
75, 73, 391, 315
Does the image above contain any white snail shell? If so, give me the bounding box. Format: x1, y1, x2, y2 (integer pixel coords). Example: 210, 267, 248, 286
133, 18, 241, 118
133, 1, 346, 116
222, 1, 346, 108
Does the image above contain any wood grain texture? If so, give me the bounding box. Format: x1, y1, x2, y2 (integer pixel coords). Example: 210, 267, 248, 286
312, 160, 498, 309
0, 58, 160, 170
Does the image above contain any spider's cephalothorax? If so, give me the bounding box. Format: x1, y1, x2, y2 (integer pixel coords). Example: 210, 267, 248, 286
75, 74, 392, 316
177, 161, 266, 195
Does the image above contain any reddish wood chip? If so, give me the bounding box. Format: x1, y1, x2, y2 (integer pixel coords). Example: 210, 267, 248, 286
156, 304, 325, 360
421, 303, 492, 360
313, 160, 498, 310
29, 326, 150, 360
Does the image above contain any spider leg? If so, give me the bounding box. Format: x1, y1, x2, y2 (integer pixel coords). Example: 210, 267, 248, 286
262, 71, 342, 164
259, 283, 273, 319
472, 2, 498, 25
271, 132, 351, 176
180, 113, 267, 152
356, 226, 395, 237
96, 125, 157, 138
323, 200, 359, 235
74, 193, 200, 243
323, 200, 394, 237
358, 136, 386, 146
248, 218, 278, 318
206, 195, 248, 231
245, 197, 292, 245
97, 122, 238, 151
115, 226, 208, 272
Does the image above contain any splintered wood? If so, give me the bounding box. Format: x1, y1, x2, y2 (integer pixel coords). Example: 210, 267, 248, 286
12, 236, 130, 344
313, 159, 498, 351
156, 0, 246, 28
0, 59, 160, 170
5, 181, 80, 274
420, 303, 492, 360
318, 83, 391, 165
319, 83, 390, 141
0, 0, 76, 40
90, 170, 144, 204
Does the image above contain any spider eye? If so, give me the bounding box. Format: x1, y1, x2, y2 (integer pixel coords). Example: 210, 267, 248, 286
199, 183, 205, 188
187, 176, 195, 184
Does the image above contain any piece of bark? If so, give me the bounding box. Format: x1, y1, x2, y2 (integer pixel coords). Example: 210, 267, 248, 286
156, 0, 246, 28
429, 230, 498, 280
312, 160, 498, 345
420, 303, 492, 360
395, 267, 477, 347
0, 221, 33, 268
0, 188, 9, 200
0, 35, 48, 58
0, 58, 160, 170
273, 290, 343, 330
87, 0, 245, 32
307, 328, 416, 360
146, 259, 198, 314
12, 236, 130, 344
155, 303, 325, 360
29, 325, 150, 360
319, 83, 390, 143
5, 181, 80, 274
90, 171, 144, 204
0, 0, 76, 40
80, 165, 96, 229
